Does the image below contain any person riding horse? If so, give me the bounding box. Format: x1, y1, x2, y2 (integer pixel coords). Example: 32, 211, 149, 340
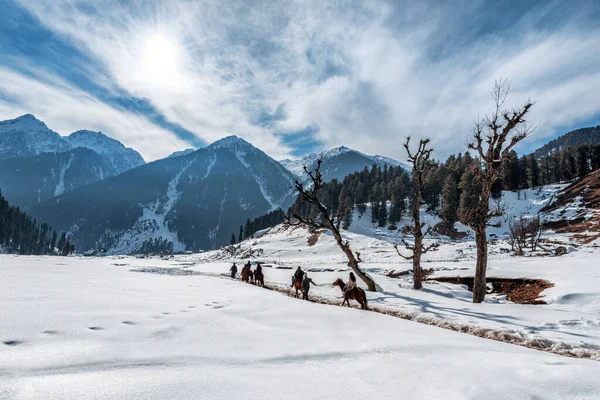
241, 262, 253, 283
291, 266, 304, 287
344, 272, 357, 294
254, 263, 264, 287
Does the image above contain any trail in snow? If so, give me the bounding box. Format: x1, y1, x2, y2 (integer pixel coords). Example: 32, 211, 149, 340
2, 256, 599, 399
53, 153, 74, 196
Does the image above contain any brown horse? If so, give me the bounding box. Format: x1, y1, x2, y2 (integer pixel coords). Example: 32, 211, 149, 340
241, 266, 252, 283
254, 270, 264, 287
292, 279, 302, 298
333, 278, 368, 310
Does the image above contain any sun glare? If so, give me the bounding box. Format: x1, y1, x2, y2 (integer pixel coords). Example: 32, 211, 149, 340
139, 32, 184, 89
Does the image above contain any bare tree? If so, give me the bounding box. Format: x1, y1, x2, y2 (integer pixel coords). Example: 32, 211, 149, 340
459, 79, 535, 303
508, 215, 542, 255
285, 159, 377, 291
394, 137, 438, 290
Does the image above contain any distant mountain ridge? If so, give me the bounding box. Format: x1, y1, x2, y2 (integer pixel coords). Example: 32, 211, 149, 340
533, 125, 600, 158
0, 114, 147, 209
30, 136, 297, 253
280, 146, 408, 183
0, 114, 146, 169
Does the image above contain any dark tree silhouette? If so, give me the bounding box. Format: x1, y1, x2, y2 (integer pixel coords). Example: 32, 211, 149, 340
284, 159, 377, 291
394, 137, 438, 290
459, 80, 535, 303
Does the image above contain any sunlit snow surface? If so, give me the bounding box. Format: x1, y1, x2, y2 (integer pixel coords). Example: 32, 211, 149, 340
1, 255, 600, 399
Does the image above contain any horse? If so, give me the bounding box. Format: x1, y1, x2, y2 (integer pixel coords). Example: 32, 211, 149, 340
292, 279, 302, 298
241, 266, 251, 283
333, 278, 368, 310
254, 270, 264, 287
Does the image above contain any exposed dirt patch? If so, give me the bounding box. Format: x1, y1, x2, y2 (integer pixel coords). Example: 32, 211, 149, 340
542, 170, 600, 239
307, 231, 322, 246
427, 276, 553, 304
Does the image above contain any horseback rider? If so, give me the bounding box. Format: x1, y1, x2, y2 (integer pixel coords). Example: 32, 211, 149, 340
291, 266, 304, 287
301, 273, 317, 301
230, 263, 238, 278
344, 271, 357, 293
255, 263, 263, 275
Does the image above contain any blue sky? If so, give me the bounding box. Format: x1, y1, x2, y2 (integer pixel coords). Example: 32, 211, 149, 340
1, 0, 599, 161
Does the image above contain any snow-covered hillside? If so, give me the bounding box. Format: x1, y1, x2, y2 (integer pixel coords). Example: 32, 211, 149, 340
346, 185, 568, 245
185, 189, 600, 357
30, 136, 297, 253
280, 145, 409, 182
2, 255, 599, 399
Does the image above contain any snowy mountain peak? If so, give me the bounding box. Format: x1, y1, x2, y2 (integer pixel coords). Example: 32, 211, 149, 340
66, 129, 145, 173
1, 113, 50, 131
0, 114, 69, 159
280, 145, 408, 182
167, 148, 196, 158
209, 135, 253, 149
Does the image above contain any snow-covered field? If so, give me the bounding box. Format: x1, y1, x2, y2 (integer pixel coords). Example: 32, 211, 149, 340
2, 255, 600, 399
188, 221, 600, 358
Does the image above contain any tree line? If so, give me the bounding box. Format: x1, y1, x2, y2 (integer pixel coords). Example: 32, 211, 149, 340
288, 164, 412, 230
231, 209, 286, 244
0, 189, 75, 255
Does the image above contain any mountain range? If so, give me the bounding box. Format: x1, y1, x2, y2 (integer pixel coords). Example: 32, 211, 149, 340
0, 114, 145, 208
29, 136, 297, 253
0, 114, 409, 253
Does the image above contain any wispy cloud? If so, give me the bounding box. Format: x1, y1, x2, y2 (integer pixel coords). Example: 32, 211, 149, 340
2, 0, 600, 161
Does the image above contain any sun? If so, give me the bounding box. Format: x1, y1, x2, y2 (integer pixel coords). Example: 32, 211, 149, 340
139, 32, 184, 88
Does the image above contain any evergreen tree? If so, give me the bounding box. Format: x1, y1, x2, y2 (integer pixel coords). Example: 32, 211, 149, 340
230, 233, 236, 245
439, 174, 459, 226
527, 154, 540, 188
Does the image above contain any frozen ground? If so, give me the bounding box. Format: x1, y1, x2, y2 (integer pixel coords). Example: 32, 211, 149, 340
188, 223, 600, 358
1, 255, 600, 399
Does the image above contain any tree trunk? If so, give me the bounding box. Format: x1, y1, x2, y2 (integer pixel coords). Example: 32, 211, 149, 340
330, 225, 377, 291
473, 228, 488, 303
413, 235, 423, 290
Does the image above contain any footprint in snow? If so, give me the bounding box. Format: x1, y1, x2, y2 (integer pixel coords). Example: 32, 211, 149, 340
3, 340, 23, 346
161, 312, 173, 315
187, 305, 197, 309
42, 330, 58, 335
88, 326, 104, 331
179, 309, 189, 313
121, 321, 137, 326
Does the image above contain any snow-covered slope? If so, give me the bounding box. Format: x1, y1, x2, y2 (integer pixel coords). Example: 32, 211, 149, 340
30, 136, 297, 253
0, 114, 70, 158
66, 130, 145, 172
0, 148, 118, 209
280, 146, 409, 182
167, 148, 196, 158
2, 255, 599, 399
189, 220, 600, 356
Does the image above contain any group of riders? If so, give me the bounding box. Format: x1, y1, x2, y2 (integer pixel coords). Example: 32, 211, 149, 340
230, 261, 264, 285
229, 262, 358, 301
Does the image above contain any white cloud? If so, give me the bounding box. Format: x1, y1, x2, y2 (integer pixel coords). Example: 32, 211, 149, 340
0, 67, 188, 161
11, 0, 600, 161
